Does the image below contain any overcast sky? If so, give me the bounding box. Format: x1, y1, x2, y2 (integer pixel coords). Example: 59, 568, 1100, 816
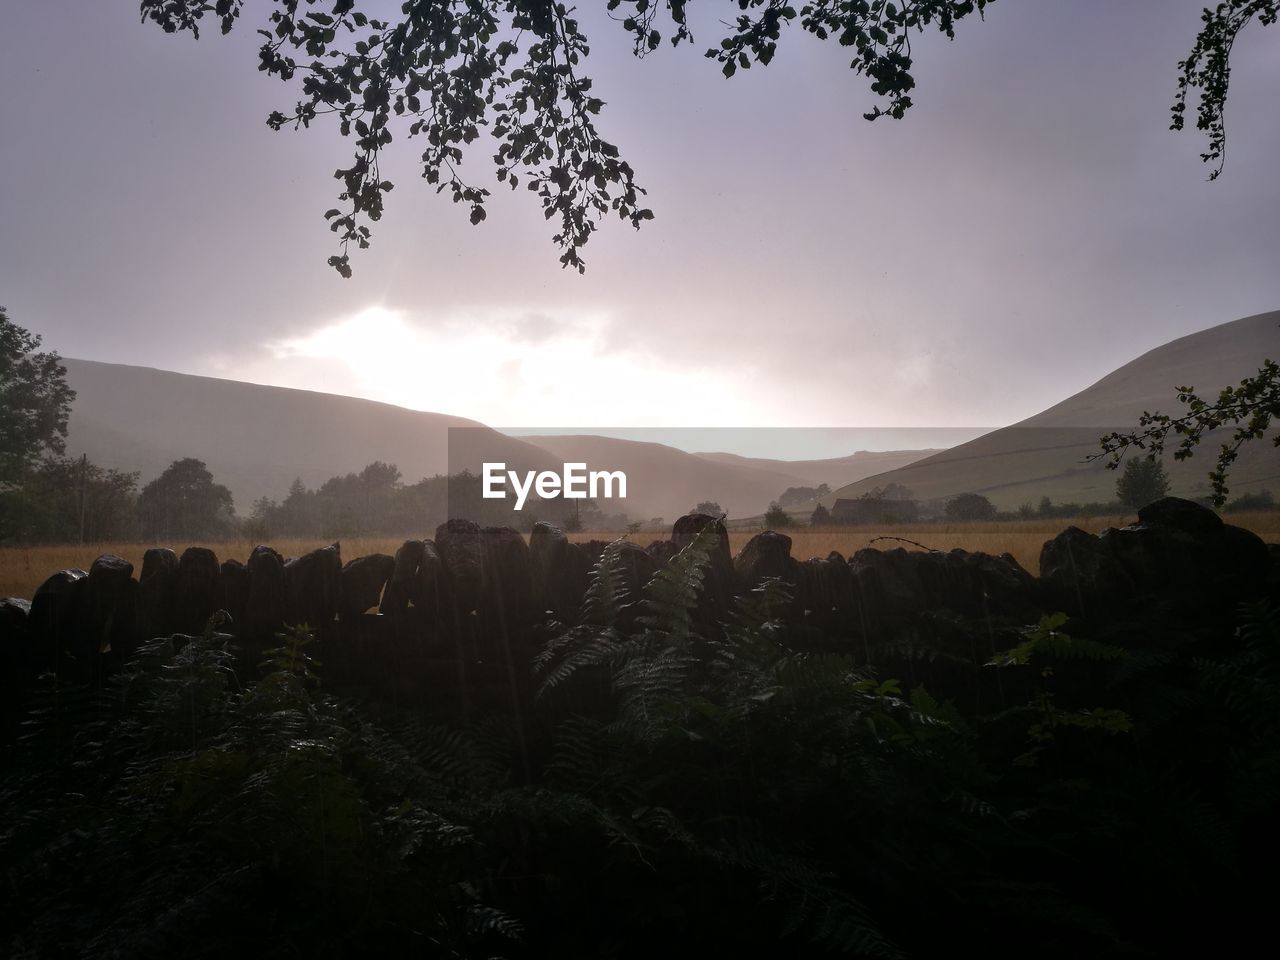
2, 1, 1278, 454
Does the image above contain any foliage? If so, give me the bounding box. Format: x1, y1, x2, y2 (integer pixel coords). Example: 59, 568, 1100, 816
0, 619, 516, 957
1174, 1, 1280, 180
136, 457, 237, 540
0, 306, 76, 487
1033, 495, 1123, 520
777, 483, 830, 508
139, 0, 1000, 275
0, 455, 139, 544
255, 465, 617, 537
944, 491, 996, 521
692, 500, 724, 516
1225, 487, 1275, 512
763, 500, 792, 529
137, 2, 1270, 275
810, 501, 831, 525
1097, 358, 1278, 506
5, 526, 1279, 955
1114, 455, 1171, 510
859, 482, 914, 502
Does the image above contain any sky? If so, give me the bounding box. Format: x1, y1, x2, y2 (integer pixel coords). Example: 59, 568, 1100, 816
2, 1, 1278, 457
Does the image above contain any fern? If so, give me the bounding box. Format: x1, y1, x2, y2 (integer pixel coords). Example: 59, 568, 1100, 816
988, 613, 1128, 667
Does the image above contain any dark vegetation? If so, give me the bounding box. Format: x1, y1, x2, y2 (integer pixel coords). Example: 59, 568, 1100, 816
1, 503, 1277, 957
138, 1, 1275, 275
1, 454, 616, 544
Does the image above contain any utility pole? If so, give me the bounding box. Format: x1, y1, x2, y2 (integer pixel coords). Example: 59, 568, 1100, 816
78, 453, 88, 545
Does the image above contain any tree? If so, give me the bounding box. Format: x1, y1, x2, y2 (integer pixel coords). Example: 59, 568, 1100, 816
860, 482, 914, 502
1097, 358, 1279, 507
137, 457, 236, 540
810, 502, 831, 526
692, 500, 724, 517
1174, 1, 1280, 181
944, 492, 997, 521
138, 2, 1271, 276
1225, 488, 1274, 512
0, 455, 139, 544
763, 501, 792, 529
1114, 456, 1172, 511
778, 484, 830, 508
0, 307, 76, 486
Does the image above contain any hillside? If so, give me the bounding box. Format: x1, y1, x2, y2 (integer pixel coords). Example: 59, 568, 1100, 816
823, 310, 1280, 510
517, 435, 934, 521
60, 359, 560, 512
58, 360, 935, 521
691, 449, 938, 493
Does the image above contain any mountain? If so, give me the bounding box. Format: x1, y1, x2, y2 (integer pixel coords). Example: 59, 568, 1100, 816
692, 450, 939, 493
60, 359, 560, 512
823, 310, 1280, 511
58, 360, 936, 521
517, 436, 934, 521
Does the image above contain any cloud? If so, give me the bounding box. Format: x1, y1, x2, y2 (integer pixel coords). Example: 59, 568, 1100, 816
246, 304, 771, 428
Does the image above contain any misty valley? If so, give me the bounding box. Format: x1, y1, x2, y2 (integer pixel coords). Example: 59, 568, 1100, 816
4, 1, 1280, 957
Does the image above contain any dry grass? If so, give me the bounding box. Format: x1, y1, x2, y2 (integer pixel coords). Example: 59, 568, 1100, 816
3, 513, 1277, 601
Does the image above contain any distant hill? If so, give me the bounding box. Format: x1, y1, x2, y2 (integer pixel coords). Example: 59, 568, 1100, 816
60, 359, 560, 513
519, 436, 934, 521
58, 360, 937, 522
823, 310, 1280, 511
693, 450, 938, 495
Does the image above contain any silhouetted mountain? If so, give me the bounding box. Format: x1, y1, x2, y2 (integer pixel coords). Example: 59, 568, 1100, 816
824, 310, 1280, 510
60, 359, 559, 512
58, 360, 936, 522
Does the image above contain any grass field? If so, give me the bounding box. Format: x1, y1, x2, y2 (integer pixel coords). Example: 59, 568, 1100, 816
3, 513, 1278, 601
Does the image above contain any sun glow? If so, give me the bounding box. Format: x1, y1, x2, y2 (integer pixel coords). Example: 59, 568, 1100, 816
255, 305, 767, 428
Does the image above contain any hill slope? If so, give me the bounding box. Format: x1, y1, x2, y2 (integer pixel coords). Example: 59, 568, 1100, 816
60, 359, 560, 512
692, 450, 938, 493
517, 435, 933, 521
58, 360, 936, 521
824, 310, 1280, 510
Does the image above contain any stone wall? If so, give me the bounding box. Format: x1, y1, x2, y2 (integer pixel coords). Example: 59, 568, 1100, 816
2, 498, 1275, 737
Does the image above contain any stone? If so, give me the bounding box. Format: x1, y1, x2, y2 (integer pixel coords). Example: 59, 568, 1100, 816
220, 558, 250, 627
1038, 526, 1135, 617
671, 513, 734, 618
176, 547, 222, 634
85, 554, 139, 660
436, 518, 484, 619
140, 547, 178, 584
482, 525, 536, 629
246, 545, 287, 630
0, 597, 33, 744
28, 568, 88, 675
380, 539, 426, 615
529, 522, 589, 618
284, 542, 342, 629
734, 531, 797, 591
137, 548, 179, 640
1138, 496, 1225, 541
341, 553, 395, 619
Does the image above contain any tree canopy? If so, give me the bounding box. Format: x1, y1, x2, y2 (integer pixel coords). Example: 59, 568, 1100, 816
1098, 358, 1278, 507
0, 307, 76, 486
136, 457, 236, 540
139, 1, 1277, 276
944, 491, 996, 521
1114, 456, 1172, 510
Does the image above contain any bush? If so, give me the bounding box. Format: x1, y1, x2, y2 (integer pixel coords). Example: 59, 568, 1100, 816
1115, 456, 1170, 510
944, 492, 997, 521
763, 501, 793, 529
1225, 488, 1275, 512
